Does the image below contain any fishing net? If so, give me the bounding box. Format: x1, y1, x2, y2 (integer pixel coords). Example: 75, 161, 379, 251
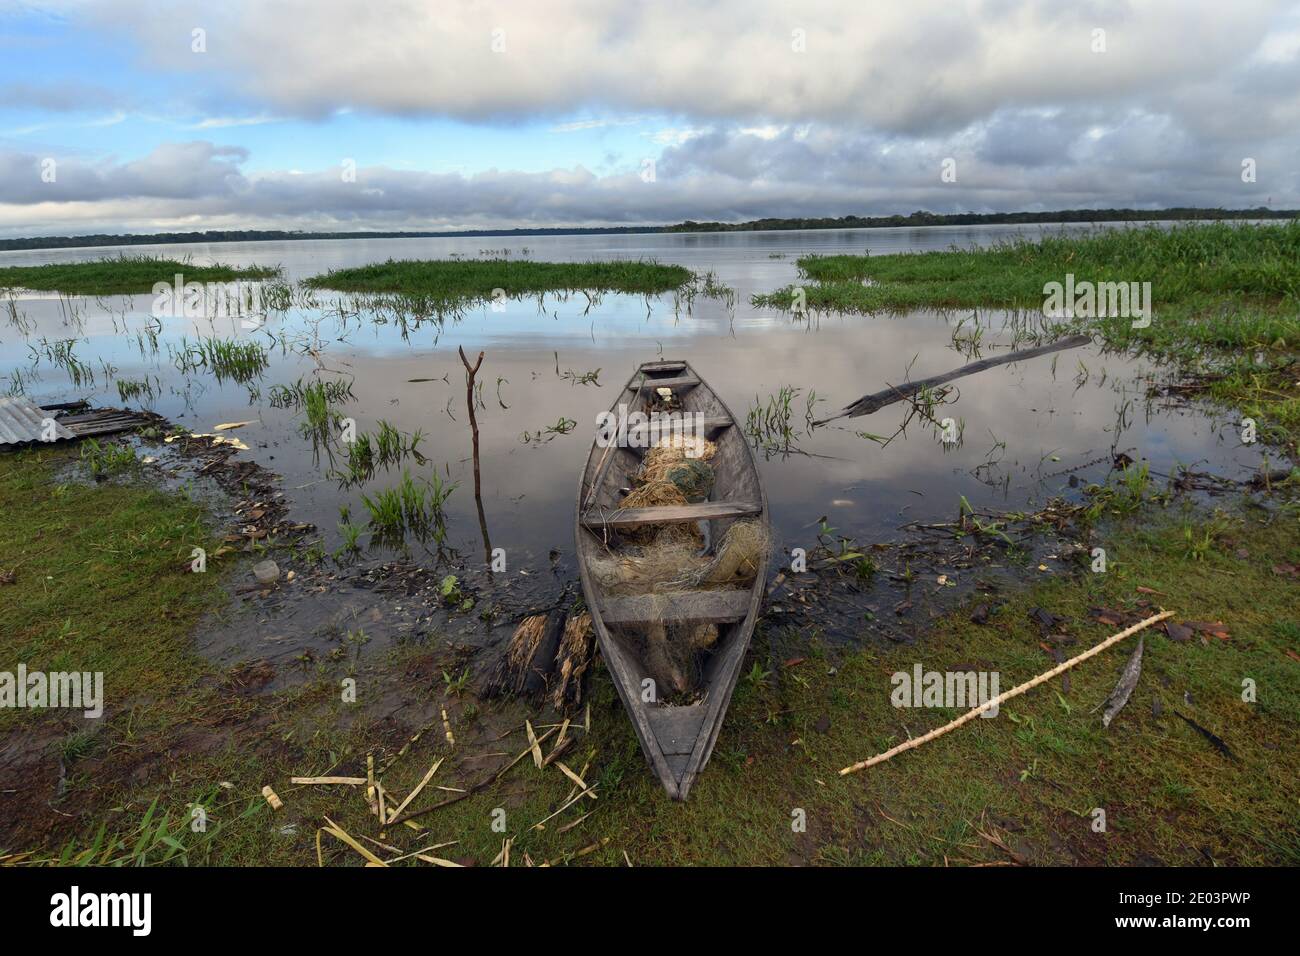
598, 425, 764, 698
593, 518, 770, 700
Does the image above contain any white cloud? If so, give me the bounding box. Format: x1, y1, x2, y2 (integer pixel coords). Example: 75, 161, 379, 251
7, 0, 1300, 233
2, 119, 1294, 238
75, 0, 1294, 136
187, 114, 282, 130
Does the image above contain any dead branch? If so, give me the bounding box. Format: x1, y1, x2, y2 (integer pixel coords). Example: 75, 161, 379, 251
817, 334, 1091, 425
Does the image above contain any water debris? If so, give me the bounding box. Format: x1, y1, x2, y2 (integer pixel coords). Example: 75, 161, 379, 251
816, 334, 1091, 425
1, 399, 156, 447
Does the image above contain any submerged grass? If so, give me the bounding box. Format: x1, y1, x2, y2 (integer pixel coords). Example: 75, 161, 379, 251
754, 221, 1300, 448
303, 258, 693, 306
0, 255, 279, 296
173, 336, 269, 386
360, 470, 455, 547
335, 420, 427, 488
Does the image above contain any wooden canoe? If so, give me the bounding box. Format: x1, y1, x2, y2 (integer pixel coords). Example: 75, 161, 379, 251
575, 360, 769, 800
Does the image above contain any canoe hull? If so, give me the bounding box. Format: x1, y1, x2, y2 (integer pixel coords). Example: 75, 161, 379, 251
575, 361, 769, 800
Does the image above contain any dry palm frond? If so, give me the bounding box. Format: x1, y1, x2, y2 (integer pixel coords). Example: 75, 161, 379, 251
552, 612, 595, 713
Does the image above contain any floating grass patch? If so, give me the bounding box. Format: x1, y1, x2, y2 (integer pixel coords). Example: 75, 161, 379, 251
115, 376, 160, 404
520, 417, 577, 445
0, 255, 279, 296
302, 258, 693, 307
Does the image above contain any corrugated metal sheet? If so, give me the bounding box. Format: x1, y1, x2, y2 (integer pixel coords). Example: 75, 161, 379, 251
0, 396, 76, 446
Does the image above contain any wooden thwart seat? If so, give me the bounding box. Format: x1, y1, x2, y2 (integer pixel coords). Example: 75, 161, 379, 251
582, 500, 761, 529
632, 375, 698, 392
601, 589, 750, 625
625, 415, 733, 447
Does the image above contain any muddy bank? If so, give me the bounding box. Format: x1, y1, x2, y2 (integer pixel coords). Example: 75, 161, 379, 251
115, 413, 1285, 698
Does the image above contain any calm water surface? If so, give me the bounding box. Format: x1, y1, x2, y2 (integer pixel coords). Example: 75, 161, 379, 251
0, 225, 1260, 577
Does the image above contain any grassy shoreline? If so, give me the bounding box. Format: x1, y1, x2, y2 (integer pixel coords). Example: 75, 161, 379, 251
0, 255, 280, 295
2, 445, 1297, 865
754, 221, 1300, 450
3, 222, 1298, 865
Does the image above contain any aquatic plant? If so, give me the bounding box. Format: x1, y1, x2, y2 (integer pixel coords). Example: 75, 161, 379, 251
361, 470, 456, 547
0, 255, 279, 296
335, 420, 428, 487
80, 438, 137, 477
173, 336, 269, 385
520, 418, 577, 445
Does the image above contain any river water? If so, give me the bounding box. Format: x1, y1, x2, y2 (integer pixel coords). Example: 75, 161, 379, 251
0, 224, 1261, 580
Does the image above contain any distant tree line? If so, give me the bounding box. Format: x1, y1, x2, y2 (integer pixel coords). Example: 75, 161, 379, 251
2, 207, 1294, 251
663, 207, 1299, 232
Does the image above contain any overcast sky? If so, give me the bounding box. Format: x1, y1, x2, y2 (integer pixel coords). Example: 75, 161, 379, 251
1, 0, 1298, 237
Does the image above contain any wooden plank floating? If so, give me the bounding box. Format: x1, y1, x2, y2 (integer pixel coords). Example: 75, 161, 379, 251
601, 589, 750, 625
583, 500, 761, 529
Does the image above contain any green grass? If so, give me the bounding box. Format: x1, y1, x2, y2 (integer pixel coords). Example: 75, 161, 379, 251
0, 447, 227, 726
173, 336, 270, 386
6, 459, 1295, 864
360, 470, 455, 547
315, 503, 1296, 867
302, 258, 694, 305
0, 255, 279, 295
754, 221, 1300, 448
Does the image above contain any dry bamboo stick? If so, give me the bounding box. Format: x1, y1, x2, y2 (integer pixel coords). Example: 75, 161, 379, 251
291, 776, 367, 786
525, 719, 543, 768
387, 725, 559, 826
322, 816, 388, 866
386, 757, 444, 822
839, 610, 1173, 775
531, 784, 598, 830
